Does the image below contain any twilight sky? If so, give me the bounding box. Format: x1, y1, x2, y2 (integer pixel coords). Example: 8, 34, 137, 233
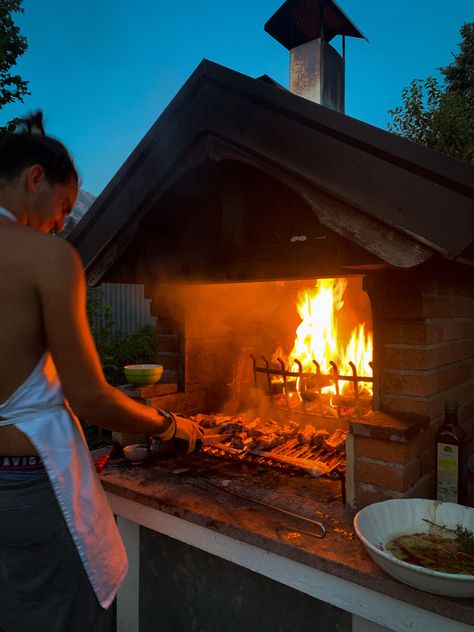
1, 0, 472, 195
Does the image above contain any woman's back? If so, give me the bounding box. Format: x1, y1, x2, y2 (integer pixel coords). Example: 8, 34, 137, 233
0, 216, 47, 405
0, 215, 58, 454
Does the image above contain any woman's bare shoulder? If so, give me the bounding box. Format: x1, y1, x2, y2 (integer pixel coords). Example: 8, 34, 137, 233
10, 225, 82, 276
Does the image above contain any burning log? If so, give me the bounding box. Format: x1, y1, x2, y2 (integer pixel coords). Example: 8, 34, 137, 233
253, 278, 373, 419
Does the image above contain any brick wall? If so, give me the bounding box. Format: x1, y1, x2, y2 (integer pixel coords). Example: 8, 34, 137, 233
148, 281, 303, 414
352, 261, 474, 508
147, 264, 473, 510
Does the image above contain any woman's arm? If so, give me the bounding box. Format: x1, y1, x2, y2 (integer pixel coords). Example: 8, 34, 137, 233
36, 237, 171, 436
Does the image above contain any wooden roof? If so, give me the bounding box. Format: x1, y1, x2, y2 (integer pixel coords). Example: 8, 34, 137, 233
69, 59, 474, 285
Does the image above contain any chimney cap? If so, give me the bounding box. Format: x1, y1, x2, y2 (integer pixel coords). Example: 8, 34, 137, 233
265, 0, 367, 50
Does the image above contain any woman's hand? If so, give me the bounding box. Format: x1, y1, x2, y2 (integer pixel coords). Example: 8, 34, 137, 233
152, 410, 205, 453
174, 416, 205, 453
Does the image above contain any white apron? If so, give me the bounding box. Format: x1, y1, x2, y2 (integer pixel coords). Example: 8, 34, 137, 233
0, 207, 127, 608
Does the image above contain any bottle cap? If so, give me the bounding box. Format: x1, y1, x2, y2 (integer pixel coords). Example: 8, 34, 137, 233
445, 400, 458, 411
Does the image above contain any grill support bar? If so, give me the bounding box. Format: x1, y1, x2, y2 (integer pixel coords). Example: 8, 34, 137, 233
250, 354, 373, 418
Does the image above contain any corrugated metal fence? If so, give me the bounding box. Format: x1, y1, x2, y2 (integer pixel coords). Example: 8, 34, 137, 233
90, 283, 157, 336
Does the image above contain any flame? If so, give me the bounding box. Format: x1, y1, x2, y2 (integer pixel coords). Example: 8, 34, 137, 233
284, 278, 373, 399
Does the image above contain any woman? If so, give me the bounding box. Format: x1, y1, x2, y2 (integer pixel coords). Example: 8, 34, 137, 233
0, 114, 203, 632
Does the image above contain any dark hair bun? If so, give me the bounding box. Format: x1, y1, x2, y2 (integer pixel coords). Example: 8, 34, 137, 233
15, 110, 46, 136
0, 111, 77, 185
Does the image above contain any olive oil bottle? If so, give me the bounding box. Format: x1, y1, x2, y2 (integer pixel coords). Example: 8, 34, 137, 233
435, 401, 468, 505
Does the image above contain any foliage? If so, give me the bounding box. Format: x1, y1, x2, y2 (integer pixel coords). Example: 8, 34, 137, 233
456, 523, 474, 557
388, 77, 444, 146
86, 287, 157, 385
442, 23, 474, 107
430, 91, 474, 162
82, 287, 157, 447
0, 1, 29, 135
388, 22, 474, 164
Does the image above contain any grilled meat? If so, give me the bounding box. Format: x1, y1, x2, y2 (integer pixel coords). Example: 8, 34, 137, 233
191, 413, 345, 466
324, 429, 347, 452
310, 429, 330, 447
191, 414, 239, 429
296, 424, 316, 445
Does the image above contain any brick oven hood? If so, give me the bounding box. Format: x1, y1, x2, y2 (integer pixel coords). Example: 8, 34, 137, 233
69, 60, 474, 285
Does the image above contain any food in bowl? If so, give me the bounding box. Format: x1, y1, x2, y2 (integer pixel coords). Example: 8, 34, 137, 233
354, 498, 474, 597
123, 364, 163, 386
386, 530, 474, 575
123, 444, 149, 464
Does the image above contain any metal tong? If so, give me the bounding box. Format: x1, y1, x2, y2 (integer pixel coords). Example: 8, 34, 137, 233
244, 496, 327, 539
202, 478, 326, 539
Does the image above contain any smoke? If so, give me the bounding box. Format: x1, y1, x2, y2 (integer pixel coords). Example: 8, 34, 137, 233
147, 276, 371, 423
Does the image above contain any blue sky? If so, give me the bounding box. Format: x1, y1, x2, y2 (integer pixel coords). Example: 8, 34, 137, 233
1, 0, 472, 195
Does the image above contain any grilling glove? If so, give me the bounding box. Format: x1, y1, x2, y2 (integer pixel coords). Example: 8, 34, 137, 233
154, 409, 204, 453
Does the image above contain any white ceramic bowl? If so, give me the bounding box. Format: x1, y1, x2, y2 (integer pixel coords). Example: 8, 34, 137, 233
123, 444, 149, 464
354, 498, 474, 597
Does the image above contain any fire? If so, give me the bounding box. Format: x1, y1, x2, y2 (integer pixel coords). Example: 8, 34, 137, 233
290, 278, 345, 372
277, 278, 373, 402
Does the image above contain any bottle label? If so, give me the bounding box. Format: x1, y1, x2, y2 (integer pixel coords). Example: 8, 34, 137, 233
437, 442, 459, 502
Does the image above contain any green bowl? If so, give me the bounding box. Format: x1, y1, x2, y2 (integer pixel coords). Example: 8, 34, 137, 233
123, 364, 163, 386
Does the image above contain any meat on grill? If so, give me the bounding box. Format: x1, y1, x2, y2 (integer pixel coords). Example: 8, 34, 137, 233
191, 414, 238, 429
311, 429, 330, 447
190, 413, 346, 455
201, 417, 299, 452
296, 424, 315, 444
324, 429, 347, 452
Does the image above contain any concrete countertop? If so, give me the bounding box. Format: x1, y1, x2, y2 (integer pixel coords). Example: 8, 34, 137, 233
100, 454, 474, 627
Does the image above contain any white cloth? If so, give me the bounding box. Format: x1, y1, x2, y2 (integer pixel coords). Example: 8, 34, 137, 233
0, 207, 16, 221
0, 207, 127, 608
0, 354, 128, 608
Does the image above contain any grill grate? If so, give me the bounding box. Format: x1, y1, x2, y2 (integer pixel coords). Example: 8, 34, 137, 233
192, 414, 347, 504
250, 354, 373, 417
203, 435, 345, 479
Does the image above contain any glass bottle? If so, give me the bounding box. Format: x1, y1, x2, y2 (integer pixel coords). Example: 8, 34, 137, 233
435, 400, 468, 505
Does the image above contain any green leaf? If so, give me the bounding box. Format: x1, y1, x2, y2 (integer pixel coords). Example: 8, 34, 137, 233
0, 0, 29, 124
387, 22, 474, 164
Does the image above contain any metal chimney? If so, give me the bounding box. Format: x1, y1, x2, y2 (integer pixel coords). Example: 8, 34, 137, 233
264, 0, 367, 113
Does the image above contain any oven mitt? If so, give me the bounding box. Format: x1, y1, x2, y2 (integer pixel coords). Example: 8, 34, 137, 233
174, 415, 205, 453
155, 409, 205, 453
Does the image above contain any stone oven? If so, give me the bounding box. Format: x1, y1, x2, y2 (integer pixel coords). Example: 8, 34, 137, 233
70, 6, 473, 511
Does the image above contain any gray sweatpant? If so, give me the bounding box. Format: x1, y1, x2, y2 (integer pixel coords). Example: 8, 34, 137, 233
0, 475, 112, 632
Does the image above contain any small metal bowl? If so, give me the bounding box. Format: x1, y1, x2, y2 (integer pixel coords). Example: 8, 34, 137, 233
123, 443, 149, 465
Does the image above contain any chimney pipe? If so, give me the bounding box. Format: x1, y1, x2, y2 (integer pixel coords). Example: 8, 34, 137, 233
264, 0, 367, 113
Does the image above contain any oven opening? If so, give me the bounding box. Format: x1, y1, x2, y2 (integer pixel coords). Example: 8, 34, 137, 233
252, 276, 373, 420
152, 275, 373, 491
